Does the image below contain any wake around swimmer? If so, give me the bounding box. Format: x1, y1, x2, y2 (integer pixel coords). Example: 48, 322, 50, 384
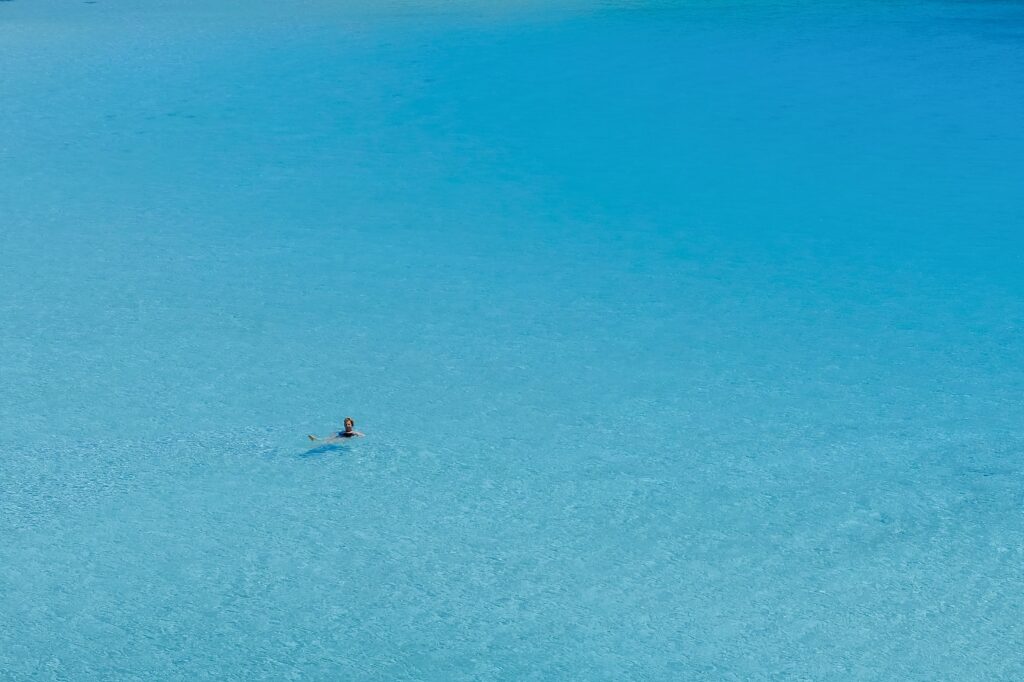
308, 416, 365, 443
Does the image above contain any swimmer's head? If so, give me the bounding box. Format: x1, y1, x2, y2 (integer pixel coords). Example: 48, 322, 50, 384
344, 417, 354, 431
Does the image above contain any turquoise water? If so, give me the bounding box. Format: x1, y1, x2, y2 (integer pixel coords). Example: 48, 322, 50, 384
2, 0, 1023, 678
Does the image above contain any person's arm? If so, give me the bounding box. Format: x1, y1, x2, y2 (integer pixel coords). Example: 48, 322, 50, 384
353, 431, 365, 437
308, 434, 319, 441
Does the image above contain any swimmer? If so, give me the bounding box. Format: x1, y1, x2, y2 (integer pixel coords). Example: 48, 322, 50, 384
308, 417, 364, 442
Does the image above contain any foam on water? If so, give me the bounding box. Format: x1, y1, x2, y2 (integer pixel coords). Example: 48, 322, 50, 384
2, 0, 1023, 678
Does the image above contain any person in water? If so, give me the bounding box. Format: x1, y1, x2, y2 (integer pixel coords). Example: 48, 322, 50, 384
308, 417, 364, 442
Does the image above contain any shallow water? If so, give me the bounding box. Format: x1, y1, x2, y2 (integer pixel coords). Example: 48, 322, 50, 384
2, 0, 1023, 678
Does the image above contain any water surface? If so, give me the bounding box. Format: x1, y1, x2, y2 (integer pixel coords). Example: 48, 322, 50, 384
2, 0, 1023, 678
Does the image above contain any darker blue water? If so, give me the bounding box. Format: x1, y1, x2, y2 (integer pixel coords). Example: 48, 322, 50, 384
2, 1, 1023, 678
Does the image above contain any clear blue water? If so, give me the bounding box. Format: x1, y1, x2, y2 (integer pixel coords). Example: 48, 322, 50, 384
2, 0, 1023, 678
